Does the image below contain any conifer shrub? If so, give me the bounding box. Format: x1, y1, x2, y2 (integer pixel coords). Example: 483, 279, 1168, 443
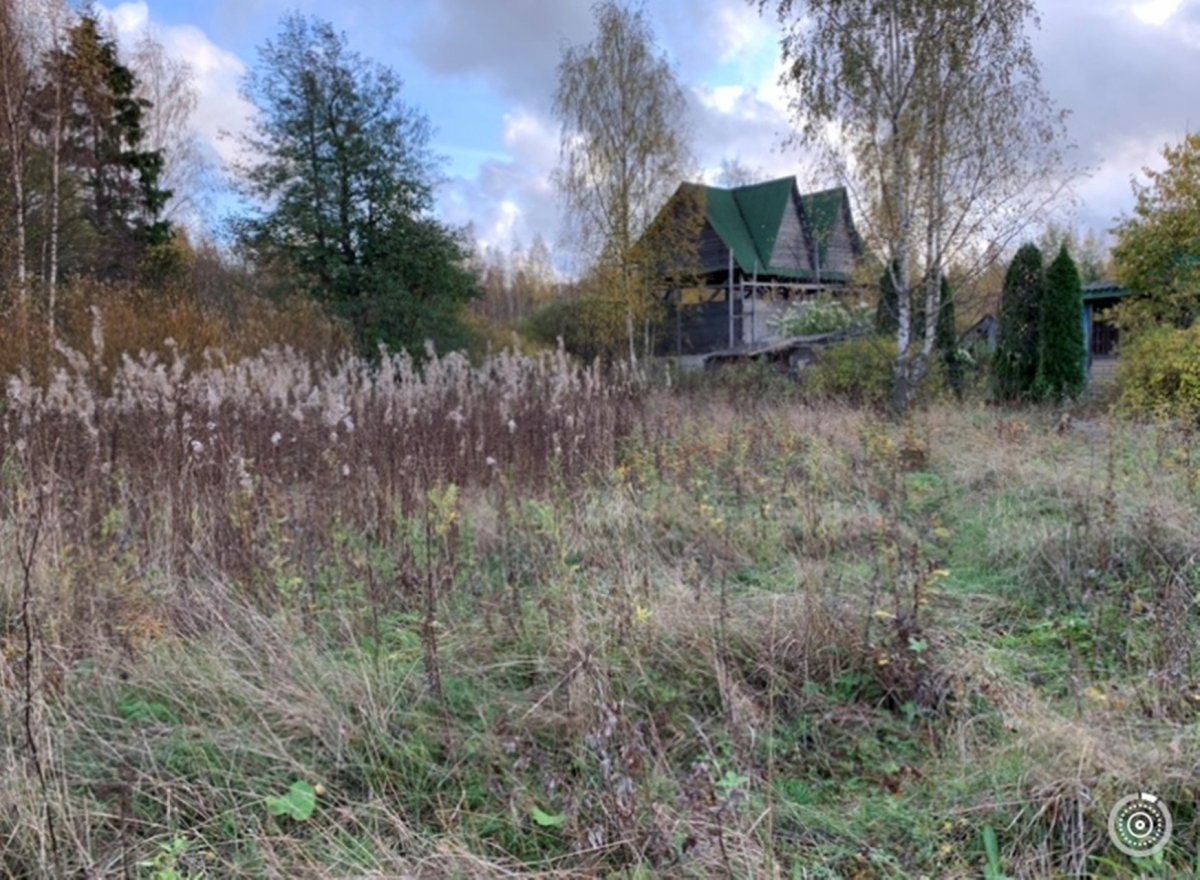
1035, 246, 1087, 402
876, 262, 899, 335
935, 276, 966, 399
993, 243, 1044, 401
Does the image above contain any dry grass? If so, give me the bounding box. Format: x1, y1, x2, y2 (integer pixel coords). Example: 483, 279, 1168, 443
0, 354, 1198, 877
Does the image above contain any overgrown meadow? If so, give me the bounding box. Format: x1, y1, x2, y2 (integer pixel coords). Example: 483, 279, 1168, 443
1, 342, 1198, 878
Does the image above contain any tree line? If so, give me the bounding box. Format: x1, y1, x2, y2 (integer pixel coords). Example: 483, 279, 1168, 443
3, 0, 1193, 415
1, 1, 178, 316
0, 2, 478, 361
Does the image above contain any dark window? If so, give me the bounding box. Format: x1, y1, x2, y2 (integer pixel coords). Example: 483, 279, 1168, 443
1091, 310, 1120, 356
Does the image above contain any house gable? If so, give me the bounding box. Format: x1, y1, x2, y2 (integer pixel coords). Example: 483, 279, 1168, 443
801, 188, 861, 279
767, 184, 815, 275
652, 178, 863, 284
731, 177, 794, 273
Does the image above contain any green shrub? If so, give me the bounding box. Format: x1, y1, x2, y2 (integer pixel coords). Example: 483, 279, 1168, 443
1035, 246, 1086, 402
993, 243, 1044, 401
803, 336, 897, 406
772, 294, 873, 336
521, 296, 620, 361
1116, 324, 1200, 423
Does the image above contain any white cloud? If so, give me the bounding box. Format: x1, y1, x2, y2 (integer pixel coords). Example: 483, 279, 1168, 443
1132, 0, 1184, 25
437, 107, 561, 257
709, 3, 775, 63
699, 85, 747, 116
99, 2, 256, 168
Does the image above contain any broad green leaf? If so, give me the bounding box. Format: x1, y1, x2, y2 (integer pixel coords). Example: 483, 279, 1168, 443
266, 780, 317, 821
531, 806, 565, 828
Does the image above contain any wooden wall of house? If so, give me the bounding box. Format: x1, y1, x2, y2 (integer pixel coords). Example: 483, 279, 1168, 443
697, 222, 735, 274
654, 299, 744, 356
770, 198, 814, 274
819, 208, 858, 277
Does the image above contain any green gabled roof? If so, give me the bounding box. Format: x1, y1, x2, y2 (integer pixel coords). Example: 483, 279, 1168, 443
732, 177, 795, 272
801, 188, 848, 268
673, 177, 857, 282
682, 182, 762, 274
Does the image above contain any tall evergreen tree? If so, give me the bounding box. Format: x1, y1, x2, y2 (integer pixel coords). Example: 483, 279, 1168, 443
48, 15, 172, 278
1036, 245, 1086, 401
935, 275, 964, 399
235, 14, 478, 354
993, 243, 1044, 401
876, 262, 899, 335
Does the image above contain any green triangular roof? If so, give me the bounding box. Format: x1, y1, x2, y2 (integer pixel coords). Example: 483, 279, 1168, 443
673, 178, 856, 282
680, 182, 762, 274
733, 177, 795, 272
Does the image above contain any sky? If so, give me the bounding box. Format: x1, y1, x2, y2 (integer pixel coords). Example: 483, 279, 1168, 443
98, 0, 1200, 266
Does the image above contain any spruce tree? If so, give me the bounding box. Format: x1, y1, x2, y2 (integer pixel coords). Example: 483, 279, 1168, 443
49, 15, 173, 278
993, 243, 1044, 401
875, 260, 926, 340
876, 261, 899, 335
235, 14, 479, 355
1036, 245, 1086, 401
935, 275, 964, 398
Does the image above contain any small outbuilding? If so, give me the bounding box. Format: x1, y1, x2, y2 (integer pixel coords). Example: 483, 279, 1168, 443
1083, 281, 1135, 380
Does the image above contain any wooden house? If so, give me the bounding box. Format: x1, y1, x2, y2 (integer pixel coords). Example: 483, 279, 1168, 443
649, 176, 865, 358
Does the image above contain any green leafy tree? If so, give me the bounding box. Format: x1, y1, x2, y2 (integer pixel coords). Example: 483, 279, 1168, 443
1112, 132, 1200, 331
1035, 245, 1086, 401
234, 14, 477, 354
759, 0, 1070, 413
993, 243, 1044, 401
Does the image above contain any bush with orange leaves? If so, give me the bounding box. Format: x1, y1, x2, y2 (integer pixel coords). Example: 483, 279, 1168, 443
1, 279, 351, 388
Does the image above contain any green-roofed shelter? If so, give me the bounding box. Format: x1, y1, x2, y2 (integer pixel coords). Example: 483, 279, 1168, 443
1083, 281, 1136, 379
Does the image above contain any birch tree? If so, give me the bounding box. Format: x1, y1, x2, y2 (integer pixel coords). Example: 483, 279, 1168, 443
552, 1, 692, 361
0, 0, 37, 305
131, 31, 210, 230
758, 0, 1071, 412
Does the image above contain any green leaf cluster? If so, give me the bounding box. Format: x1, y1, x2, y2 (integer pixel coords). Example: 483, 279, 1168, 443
1112, 133, 1200, 330
266, 780, 317, 822
1117, 324, 1200, 423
